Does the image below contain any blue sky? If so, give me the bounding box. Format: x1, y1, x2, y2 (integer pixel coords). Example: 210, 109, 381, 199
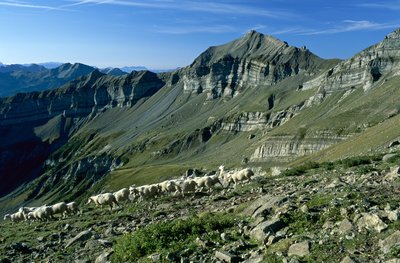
0, 0, 399, 69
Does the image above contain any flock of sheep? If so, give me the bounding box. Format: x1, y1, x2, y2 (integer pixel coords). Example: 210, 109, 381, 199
3, 165, 254, 223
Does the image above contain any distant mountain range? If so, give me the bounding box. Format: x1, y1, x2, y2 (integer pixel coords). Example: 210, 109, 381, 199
0, 63, 96, 97
0, 62, 178, 97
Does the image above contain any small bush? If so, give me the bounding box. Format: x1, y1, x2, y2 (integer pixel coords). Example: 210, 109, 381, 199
320, 162, 335, 170
387, 153, 400, 164
112, 213, 237, 262
340, 157, 371, 168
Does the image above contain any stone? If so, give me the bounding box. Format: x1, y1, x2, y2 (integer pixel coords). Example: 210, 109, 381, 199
221, 233, 230, 242
340, 256, 356, 263
37, 236, 45, 242
287, 241, 310, 257
65, 230, 92, 248
356, 213, 387, 233
244, 255, 264, 263
271, 167, 282, 176
148, 253, 161, 262
250, 218, 285, 242
214, 250, 241, 263
382, 210, 399, 222
84, 240, 99, 250
338, 219, 354, 235
95, 251, 112, 263
300, 205, 309, 213
380, 231, 400, 254
383, 154, 397, 161
243, 194, 288, 219
104, 227, 117, 237
385, 260, 400, 263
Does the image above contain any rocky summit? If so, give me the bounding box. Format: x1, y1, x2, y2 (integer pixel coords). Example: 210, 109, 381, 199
1, 29, 400, 262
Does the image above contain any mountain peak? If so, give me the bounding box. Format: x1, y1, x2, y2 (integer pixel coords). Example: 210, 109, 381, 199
385, 28, 400, 39
244, 30, 263, 39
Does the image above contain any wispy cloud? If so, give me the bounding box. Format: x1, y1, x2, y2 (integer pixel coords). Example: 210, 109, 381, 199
63, 0, 293, 18
155, 25, 235, 34
301, 20, 400, 35
358, 1, 400, 10
0, 0, 58, 10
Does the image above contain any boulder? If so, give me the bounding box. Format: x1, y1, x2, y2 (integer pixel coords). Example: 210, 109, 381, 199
382, 154, 397, 162
287, 241, 310, 257
380, 231, 400, 254
340, 256, 356, 263
214, 250, 241, 263
243, 194, 288, 219
95, 251, 112, 263
356, 213, 387, 233
250, 218, 285, 242
338, 219, 354, 235
65, 230, 92, 248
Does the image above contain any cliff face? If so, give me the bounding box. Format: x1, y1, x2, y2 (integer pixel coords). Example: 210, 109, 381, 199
179, 31, 327, 98
303, 29, 400, 93
0, 70, 165, 196
0, 70, 164, 126
251, 133, 347, 161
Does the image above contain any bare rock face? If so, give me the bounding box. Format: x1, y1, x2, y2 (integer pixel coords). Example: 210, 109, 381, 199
251, 133, 346, 161
179, 31, 326, 98
303, 29, 400, 94
0, 70, 165, 196
221, 104, 304, 132
0, 70, 164, 126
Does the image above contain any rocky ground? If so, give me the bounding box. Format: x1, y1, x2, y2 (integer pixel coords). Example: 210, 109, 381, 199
1, 153, 400, 263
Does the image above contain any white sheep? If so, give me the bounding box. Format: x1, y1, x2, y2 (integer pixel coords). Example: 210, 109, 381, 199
113, 188, 130, 204
220, 165, 254, 186
65, 202, 80, 216
18, 207, 38, 221
158, 180, 180, 195
139, 184, 160, 200
49, 202, 68, 218
87, 193, 118, 210
27, 206, 53, 221
4, 211, 26, 223
130, 184, 159, 201
193, 174, 223, 192
176, 179, 197, 196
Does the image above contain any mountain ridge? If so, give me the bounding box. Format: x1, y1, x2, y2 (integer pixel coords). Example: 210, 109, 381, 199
1, 29, 400, 213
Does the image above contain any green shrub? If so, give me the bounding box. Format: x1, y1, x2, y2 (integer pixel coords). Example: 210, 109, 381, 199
387, 153, 400, 164
340, 156, 371, 168
112, 213, 237, 262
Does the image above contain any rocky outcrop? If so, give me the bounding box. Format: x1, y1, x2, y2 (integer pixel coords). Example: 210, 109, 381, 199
0, 70, 164, 196
303, 29, 400, 93
222, 103, 304, 132
251, 133, 347, 161
179, 31, 328, 98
